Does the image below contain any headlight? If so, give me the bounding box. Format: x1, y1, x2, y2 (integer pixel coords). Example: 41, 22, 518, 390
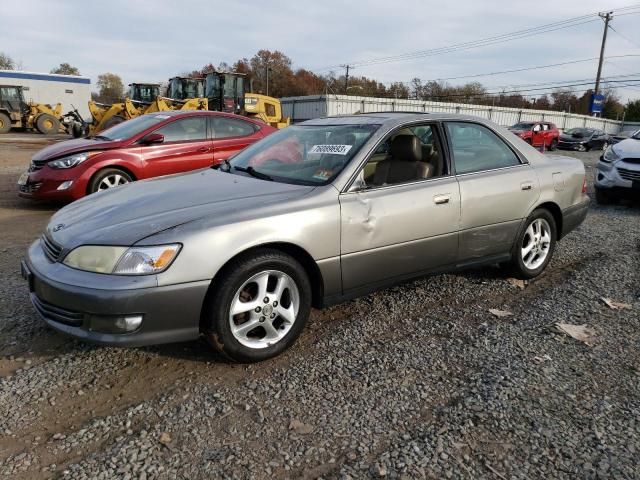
63, 244, 180, 275
602, 146, 620, 163
48, 152, 97, 169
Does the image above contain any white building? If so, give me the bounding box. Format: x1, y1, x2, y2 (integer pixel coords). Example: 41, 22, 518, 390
0, 70, 91, 119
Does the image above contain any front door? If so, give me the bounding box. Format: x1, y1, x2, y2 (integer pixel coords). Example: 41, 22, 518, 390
140, 115, 213, 178
339, 123, 460, 292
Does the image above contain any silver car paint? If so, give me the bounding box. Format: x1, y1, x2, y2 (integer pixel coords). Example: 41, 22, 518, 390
595, 138, 640, 190
29, 113, 588, 344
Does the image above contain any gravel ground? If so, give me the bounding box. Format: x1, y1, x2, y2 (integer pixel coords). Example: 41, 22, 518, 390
0, 139, 638, 479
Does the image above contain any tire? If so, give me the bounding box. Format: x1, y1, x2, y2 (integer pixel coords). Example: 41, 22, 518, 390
549, 139, 558, 151
508, 209, 557, 279
71, 123, 85, 138
88, 168, 133, 194
35, 114, 60, 135
0, 112, 11, 133
203, 249, 312, 363
595, 187, 614, 205
103, 115, 125, 130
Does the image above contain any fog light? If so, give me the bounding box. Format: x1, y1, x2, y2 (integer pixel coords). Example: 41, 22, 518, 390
116, 315, 143, 332
90, 314, 143, 333
57, 180, 74, 191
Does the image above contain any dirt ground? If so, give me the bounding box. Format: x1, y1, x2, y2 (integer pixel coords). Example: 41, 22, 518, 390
0, 133, 638, 479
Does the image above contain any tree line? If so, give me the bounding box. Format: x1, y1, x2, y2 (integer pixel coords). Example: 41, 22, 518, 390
1, 50, 639, 121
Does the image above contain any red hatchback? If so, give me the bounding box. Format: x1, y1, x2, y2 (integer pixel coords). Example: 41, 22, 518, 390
18, 111, 276, 201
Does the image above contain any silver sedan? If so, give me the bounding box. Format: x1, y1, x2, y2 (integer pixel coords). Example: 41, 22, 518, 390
22, 113, 589, 362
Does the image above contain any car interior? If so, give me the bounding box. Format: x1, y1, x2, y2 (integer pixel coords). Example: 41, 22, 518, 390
363, 125, 445, 187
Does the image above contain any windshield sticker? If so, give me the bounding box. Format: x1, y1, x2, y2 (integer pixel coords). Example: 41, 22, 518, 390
312, 169, 333, 181
309, 144, 353, 155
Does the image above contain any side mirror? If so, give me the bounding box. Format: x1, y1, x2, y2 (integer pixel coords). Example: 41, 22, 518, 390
141, 133, 164, 145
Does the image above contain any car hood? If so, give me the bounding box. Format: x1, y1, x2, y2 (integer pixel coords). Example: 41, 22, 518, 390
47, 169, 316, 249
32, 137, 125, 161
611, 138, 640, 157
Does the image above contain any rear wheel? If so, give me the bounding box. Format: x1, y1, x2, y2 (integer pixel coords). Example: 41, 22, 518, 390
35, 114, 60, 135
508, 209, 556, 279
88, 168, 133, 194
549, 139, 558, 151
203, 249, 312, 363
0, 112, 11, 133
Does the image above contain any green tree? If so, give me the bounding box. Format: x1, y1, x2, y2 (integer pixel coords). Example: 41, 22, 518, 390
50, 63, 80, 75
625, 99, 640, 122
94, 73, 125, 103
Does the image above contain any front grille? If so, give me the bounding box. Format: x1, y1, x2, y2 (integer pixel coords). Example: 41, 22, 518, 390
618, 168, 640, 181
30, 159, 47, 170
19, 182, 42, 193
31, 294, 84, 326
41, 234, 63, 262
621, 158, 640, 165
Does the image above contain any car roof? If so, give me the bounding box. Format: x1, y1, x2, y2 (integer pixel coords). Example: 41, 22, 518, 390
300, 112, 499, 128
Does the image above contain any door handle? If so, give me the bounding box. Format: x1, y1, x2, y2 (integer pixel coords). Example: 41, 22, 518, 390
521, 182, 533, 191
433, 194, 451, 205
197, 147, 210, 153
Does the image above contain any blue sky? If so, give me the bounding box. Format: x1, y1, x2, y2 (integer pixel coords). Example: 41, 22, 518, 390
2, 0, 639, 101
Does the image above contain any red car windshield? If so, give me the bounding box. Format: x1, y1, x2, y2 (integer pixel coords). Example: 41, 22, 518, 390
228, 124, 379, 186
97, 114, 172, 141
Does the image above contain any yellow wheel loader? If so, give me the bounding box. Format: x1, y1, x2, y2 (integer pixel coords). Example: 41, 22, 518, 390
0, 85, 64, 134
244, 93, 290, 129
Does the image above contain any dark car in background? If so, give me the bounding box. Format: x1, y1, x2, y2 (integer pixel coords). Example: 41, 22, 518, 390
508, 121, 559, 150
610, 128, 640, 145
557, 128, 611, 152
18, 111, 276, 202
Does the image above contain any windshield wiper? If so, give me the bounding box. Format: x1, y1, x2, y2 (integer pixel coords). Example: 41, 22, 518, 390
233, 165, 273, 181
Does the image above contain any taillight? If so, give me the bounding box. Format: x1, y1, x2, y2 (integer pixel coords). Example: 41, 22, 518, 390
582, 176, 587, 194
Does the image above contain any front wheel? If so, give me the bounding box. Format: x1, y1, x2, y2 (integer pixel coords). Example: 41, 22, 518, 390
35, 114, 60, 135
203, 249, 312, 363
508, 209, 556, 279
549, 139, 558, 151
88, 168, 132, 194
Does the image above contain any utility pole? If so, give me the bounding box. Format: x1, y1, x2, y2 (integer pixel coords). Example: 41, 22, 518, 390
595, 11, 613, 96
265, 64, 270, 97
341, 64, 351, 94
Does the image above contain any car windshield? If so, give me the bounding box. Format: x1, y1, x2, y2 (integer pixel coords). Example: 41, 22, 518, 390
512, 122, 535, 130
98, 114, 171, 141
228, 124, 380, 185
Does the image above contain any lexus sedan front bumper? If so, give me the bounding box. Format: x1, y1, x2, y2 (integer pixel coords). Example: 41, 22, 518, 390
22, 239, 209, 346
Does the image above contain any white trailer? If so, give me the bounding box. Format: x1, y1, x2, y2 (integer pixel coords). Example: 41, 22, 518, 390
0, 70, 91, 119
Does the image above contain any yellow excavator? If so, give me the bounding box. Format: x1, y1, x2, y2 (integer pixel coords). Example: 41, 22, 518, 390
244, 93, 290, 129
0, 85, 64, 134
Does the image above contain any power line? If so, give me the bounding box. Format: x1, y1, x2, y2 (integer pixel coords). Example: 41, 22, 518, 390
312, 4, 640, 72
608, 24, 640, 49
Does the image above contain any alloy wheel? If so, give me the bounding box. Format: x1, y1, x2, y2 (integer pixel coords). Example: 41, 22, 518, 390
521, 218, 551, 270
229, 270, 300, 349
98, 173, 129, 190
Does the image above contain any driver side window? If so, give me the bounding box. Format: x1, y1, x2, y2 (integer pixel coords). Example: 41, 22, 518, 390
360, 124, 446, 188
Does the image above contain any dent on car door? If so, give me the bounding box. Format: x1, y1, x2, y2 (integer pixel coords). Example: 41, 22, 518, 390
445, 122, 539, 261
339, 124, 461, 292
211, 116, 259, 164
140, 116, 213, 177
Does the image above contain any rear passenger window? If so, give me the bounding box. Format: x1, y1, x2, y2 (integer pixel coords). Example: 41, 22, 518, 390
212, 117, 256, 139
154, 116, 207, 142
446, 122, 521, 175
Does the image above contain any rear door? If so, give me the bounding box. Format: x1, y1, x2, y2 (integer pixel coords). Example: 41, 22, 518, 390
210, 116, 264, 165
139, 115, 213, 178
445, 121, 539, 261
